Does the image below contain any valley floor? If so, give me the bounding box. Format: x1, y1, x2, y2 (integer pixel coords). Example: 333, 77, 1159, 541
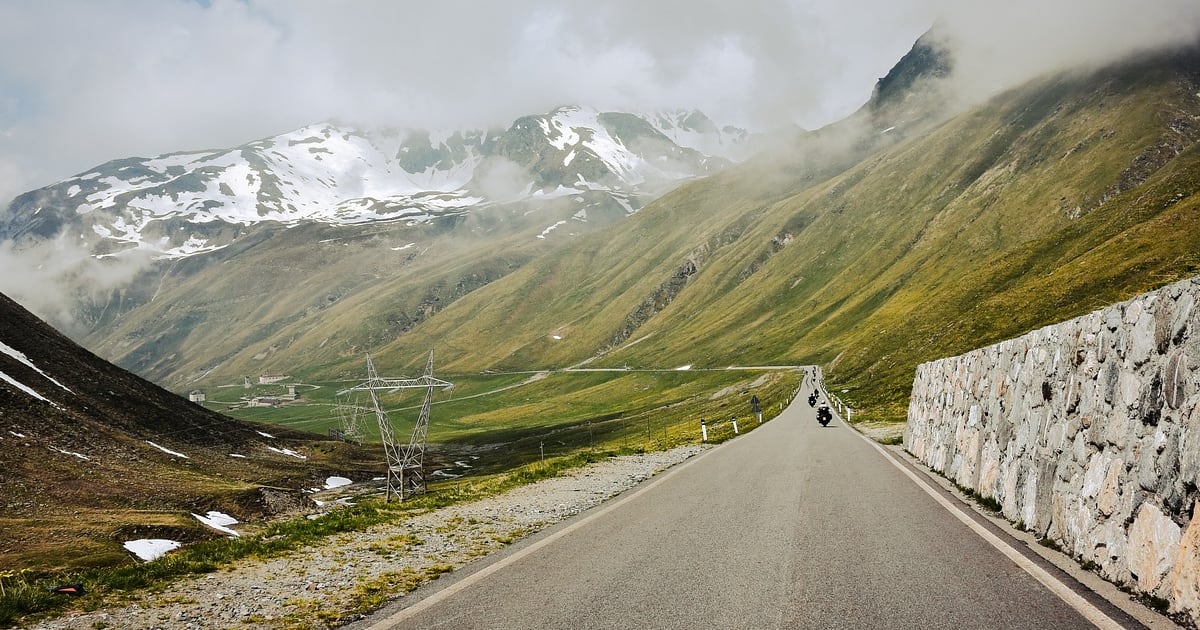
30, 445, 707, 630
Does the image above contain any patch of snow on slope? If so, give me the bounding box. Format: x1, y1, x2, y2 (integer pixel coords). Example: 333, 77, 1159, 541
539, 115, 581, 150
267, 446, 307, 459
324, 476, 352, 489
145, 440, 189, 459
0, 341, 73, 393
551, 107, 645, 184
160, 236, 228, 259
193, 511, 239, 537
51, 446, 89, 460
124, 539, 181, 561
0, 370, 51, 403
537, 221, 568, 239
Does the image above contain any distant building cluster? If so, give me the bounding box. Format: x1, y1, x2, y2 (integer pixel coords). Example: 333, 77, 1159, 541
194, 378, 302, 409
246, 385, 301, 407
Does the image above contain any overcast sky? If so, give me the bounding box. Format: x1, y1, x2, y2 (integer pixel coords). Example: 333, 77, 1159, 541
1, 0, 1198, 208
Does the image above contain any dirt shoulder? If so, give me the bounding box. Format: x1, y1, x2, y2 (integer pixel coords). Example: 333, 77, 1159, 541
33, 445, 708, 630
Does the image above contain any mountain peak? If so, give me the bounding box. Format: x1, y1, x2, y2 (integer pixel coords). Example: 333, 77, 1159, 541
867, 27, 953, 111
1, 107, 752, 262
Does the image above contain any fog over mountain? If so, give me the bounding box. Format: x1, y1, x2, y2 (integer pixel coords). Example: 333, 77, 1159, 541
2, 0, 1195, 210
0, 1, 1197, 334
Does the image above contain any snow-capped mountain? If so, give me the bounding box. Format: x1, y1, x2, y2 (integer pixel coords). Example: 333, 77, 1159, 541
1, 106, 748, 260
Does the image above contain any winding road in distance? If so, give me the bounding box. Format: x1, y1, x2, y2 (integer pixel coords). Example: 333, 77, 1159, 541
355, 377, 1145, 630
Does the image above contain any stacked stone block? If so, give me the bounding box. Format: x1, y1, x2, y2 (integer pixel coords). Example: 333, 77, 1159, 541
905, 276, 1200, 622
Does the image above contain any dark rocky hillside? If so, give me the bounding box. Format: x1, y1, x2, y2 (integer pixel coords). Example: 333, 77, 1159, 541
0, 291, 376, 570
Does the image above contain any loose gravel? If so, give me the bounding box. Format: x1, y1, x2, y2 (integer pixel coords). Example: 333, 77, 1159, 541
33, 445, 707, 630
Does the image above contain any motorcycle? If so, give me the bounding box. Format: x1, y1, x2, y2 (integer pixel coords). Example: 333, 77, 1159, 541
807, 393, 817, 407
817, 404, 832, 426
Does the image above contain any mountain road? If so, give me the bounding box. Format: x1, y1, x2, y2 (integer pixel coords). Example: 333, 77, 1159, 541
358, 381, 1144, 629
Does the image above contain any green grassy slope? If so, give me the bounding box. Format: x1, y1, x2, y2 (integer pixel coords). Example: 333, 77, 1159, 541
83, 198, 599, 385
88, 47, 1200, 431
357, 48, 1200, 422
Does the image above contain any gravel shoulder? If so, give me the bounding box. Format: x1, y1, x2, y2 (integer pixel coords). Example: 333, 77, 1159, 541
33, 445, 708, 630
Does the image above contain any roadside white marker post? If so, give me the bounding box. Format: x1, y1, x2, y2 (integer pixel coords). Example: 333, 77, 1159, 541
701, 420, 708, 442
732, 418, 739, 434
757, 412, 763, 423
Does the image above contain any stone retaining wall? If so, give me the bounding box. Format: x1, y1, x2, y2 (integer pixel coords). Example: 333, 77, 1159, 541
905, 276, 1200, 623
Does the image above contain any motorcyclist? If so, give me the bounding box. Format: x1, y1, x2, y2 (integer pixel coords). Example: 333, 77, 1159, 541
817, 402, 832, 425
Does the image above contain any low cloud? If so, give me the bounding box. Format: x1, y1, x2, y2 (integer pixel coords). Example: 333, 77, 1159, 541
0, 0, 937, 204
0, 0, 1194, 345
931, 0, 1200, 104
471, 157, 534, 202
0, 233, 154, 333
0, 0, 1196, 235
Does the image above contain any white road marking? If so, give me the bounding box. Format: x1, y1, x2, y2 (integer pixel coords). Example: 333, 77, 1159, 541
364, 446, 720, 629
846, 422, 1123, 630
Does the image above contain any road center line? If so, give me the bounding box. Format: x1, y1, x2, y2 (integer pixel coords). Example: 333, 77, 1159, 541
846, 423, 1123, 630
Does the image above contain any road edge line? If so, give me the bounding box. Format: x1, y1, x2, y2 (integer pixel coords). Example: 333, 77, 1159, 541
847, 426, 1124, 630
363, 444, 722, 629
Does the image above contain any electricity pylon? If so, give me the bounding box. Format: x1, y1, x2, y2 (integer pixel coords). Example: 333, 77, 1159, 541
336, 351, 453, 501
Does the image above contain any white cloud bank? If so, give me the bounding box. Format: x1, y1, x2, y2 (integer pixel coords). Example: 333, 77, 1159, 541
0, 0, 1195, 208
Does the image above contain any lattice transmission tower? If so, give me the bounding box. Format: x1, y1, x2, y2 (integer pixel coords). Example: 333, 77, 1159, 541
335, 352, 453, 501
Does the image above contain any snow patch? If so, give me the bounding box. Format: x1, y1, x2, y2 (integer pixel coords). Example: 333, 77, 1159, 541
51, 446, 89, 460
124, 539, 181, 561
0, 341, 73, 393
267, 446, 307, 459
675, 365, 693, 371
193, 511, 239, 537
0, 370, 51, 403
537, 220, 568, 239
229, 453, 247, 458
324, 476, 352, 489
256, 430, 275, 439
145, 440, 189, 459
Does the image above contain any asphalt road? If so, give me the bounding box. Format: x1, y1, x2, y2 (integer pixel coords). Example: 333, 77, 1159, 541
362, 381, 1138, 629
